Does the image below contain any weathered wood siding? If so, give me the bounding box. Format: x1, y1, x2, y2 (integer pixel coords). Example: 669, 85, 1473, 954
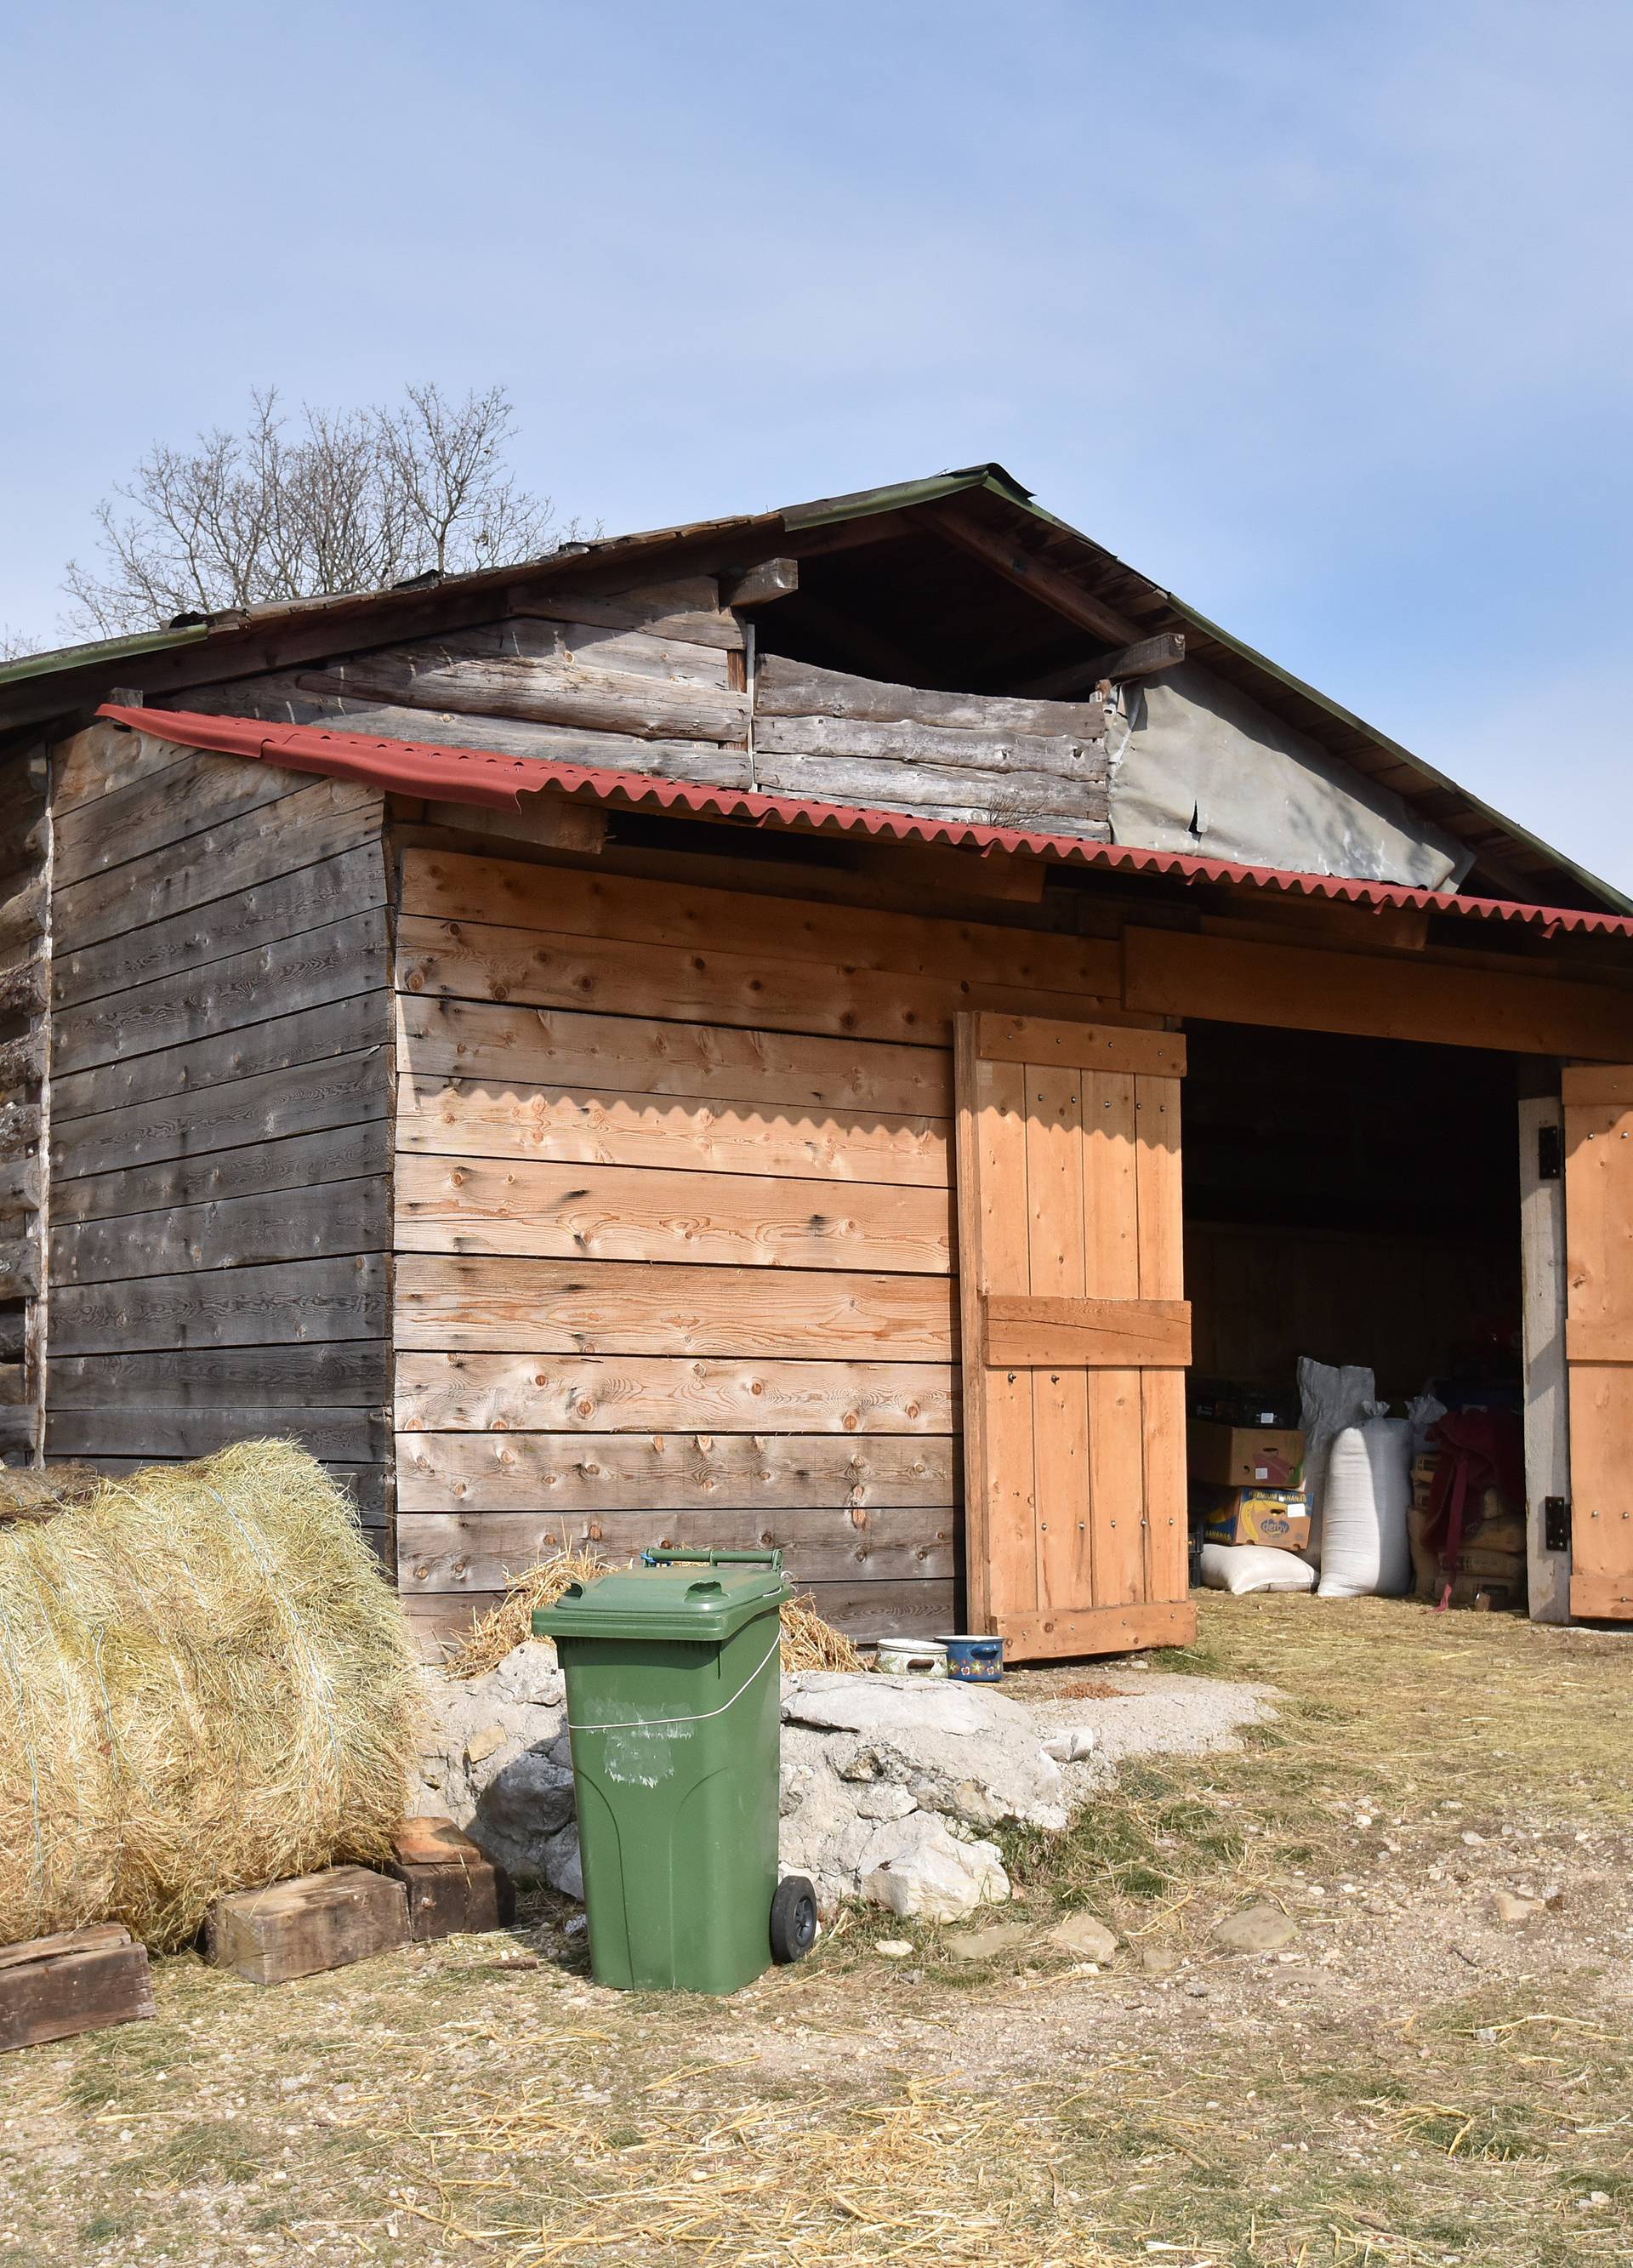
0, 744, 52, 1460
169, 576, 1115, 839
43, 722, 395, 1534
390, 843, 1129, 1649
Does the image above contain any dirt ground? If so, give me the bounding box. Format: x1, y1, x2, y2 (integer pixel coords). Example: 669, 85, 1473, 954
4, 1593, 1633, 2268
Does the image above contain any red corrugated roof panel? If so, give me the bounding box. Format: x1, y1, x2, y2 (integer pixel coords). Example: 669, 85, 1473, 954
96, 703, 1633, 943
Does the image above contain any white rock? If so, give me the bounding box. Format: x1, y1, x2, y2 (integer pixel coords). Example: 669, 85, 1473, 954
411, 1644, 571, 1878
1042, 1728, 1099, 1763
782, 1671, 1067, 1834
858, 1812, 1010, 1920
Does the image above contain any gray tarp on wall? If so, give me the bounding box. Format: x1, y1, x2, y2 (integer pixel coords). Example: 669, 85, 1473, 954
1110, 660, 1471, 891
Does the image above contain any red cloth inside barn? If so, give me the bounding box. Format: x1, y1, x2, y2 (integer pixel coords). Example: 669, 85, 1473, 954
1424, 1410, 1525, 1604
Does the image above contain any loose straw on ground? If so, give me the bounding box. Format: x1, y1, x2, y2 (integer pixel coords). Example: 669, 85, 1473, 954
446, 1554, 866, 1679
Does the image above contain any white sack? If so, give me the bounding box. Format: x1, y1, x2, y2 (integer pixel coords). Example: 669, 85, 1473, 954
1297, 1356, 1376, 1560
1199, 1542, 1318, 1597
1316, 1406, 1413, 1598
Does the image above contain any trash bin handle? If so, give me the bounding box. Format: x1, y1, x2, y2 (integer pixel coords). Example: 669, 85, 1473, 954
641, 1547, 785, 1570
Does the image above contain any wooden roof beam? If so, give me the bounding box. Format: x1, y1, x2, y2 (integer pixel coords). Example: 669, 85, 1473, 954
928, 500, 1145, 646
1017, 631, 1186, 699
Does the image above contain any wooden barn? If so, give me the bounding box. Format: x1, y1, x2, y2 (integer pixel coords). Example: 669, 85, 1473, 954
0, 463, 1629, 1656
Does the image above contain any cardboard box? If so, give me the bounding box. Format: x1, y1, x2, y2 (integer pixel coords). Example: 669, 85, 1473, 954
1201, 1488, 1311, 1553
1188, 1421, 1305, 1491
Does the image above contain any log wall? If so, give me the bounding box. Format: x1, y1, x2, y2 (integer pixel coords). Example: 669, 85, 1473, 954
43, 722, 395, 1536
390, 843, 1129, 1650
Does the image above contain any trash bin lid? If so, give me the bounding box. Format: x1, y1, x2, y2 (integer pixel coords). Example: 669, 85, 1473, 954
532, 1552, 789, 1644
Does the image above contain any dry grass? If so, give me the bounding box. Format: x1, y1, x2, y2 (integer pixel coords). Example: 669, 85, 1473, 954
0, 1441, 422, 1950
7, 1595, 1633, 2266
0, 1462, 104, 1524
445, 1552, 866, 1680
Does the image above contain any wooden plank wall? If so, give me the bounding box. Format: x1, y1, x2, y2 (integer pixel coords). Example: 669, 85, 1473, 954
1187, 1219, 1517, 1399
43, 721, 395, 1538
0, 744, 52, 1461
390, 843, 1128, 1650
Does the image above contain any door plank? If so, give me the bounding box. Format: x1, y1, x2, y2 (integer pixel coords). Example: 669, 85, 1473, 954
983, 1294, 1192, 1367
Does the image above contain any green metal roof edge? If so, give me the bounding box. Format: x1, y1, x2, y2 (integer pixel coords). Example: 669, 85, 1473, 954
780, 462, 1033, 531
0, 619, 208, 690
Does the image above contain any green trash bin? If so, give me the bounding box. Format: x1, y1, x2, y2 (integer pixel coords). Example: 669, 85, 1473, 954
533, 1548, 818, 1995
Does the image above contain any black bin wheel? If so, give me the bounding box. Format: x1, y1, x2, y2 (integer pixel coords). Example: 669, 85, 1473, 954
770, 1874, 819, 1964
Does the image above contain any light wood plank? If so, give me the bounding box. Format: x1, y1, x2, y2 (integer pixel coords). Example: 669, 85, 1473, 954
395, 995, 950, 1118
54, 720, 191, 814
976, 1014, 1184, 1075
394, 1256, 956, 1359
397, 914, 1115, 1051
395, 1073, 951, 1188
397, 1505, 954, 1591
398, 849, 1122, 998
1135, 1071, 1187, 1605
396, 1431, 954, 1513
1026, 1063, 1090, 1615
996, 1599, 1197, 1657
1125, 925, 1633, 1061
984, 1293, 1191, 1367
393, 1351, 957, 1434
393, 1153, 952, 1274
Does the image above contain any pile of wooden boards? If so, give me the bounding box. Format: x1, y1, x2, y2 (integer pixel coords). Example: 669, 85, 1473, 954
0, 1818, 513, 2051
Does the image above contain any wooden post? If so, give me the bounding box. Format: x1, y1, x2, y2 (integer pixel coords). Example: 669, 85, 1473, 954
1518, 1093, 1572, 1623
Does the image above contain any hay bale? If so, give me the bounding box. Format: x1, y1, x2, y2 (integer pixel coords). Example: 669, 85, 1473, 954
0, 1442, 421, 1952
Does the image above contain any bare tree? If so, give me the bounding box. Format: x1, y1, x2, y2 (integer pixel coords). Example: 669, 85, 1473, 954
62, 384, 578, 636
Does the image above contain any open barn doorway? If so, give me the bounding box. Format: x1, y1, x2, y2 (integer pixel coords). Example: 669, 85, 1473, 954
1180, 1020, 1528, 1614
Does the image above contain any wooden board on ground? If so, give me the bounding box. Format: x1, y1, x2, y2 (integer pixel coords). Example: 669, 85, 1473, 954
204, 1866, 410, 1985
387, 1818, 512, 1941
0, 1924, 155, 2052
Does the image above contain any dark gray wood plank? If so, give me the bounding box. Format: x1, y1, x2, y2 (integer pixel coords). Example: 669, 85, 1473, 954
53, 777, 384, 954
52, 746, 316, 888
55, 845, 389, 1011
49, 1341, 389, 1410
48, 1405, 390, 1462
50, 1253, 388, 1355
53, 1043, 389, 1177
52, 909, 388, 1079
53, 1117, 390, 1224
52, 1174, 389, 1286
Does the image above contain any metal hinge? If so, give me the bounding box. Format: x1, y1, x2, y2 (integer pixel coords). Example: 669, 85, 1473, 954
1538, 1123, 1563, 1182
1544, 1496, 1571, 1553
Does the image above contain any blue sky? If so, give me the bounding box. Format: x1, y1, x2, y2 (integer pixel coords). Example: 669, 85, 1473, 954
3, 1, 1629, 890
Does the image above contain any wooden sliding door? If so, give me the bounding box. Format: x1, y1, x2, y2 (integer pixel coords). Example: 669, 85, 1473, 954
955, 1012, 1195, 1659
1562, 1065, 1633, 1619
